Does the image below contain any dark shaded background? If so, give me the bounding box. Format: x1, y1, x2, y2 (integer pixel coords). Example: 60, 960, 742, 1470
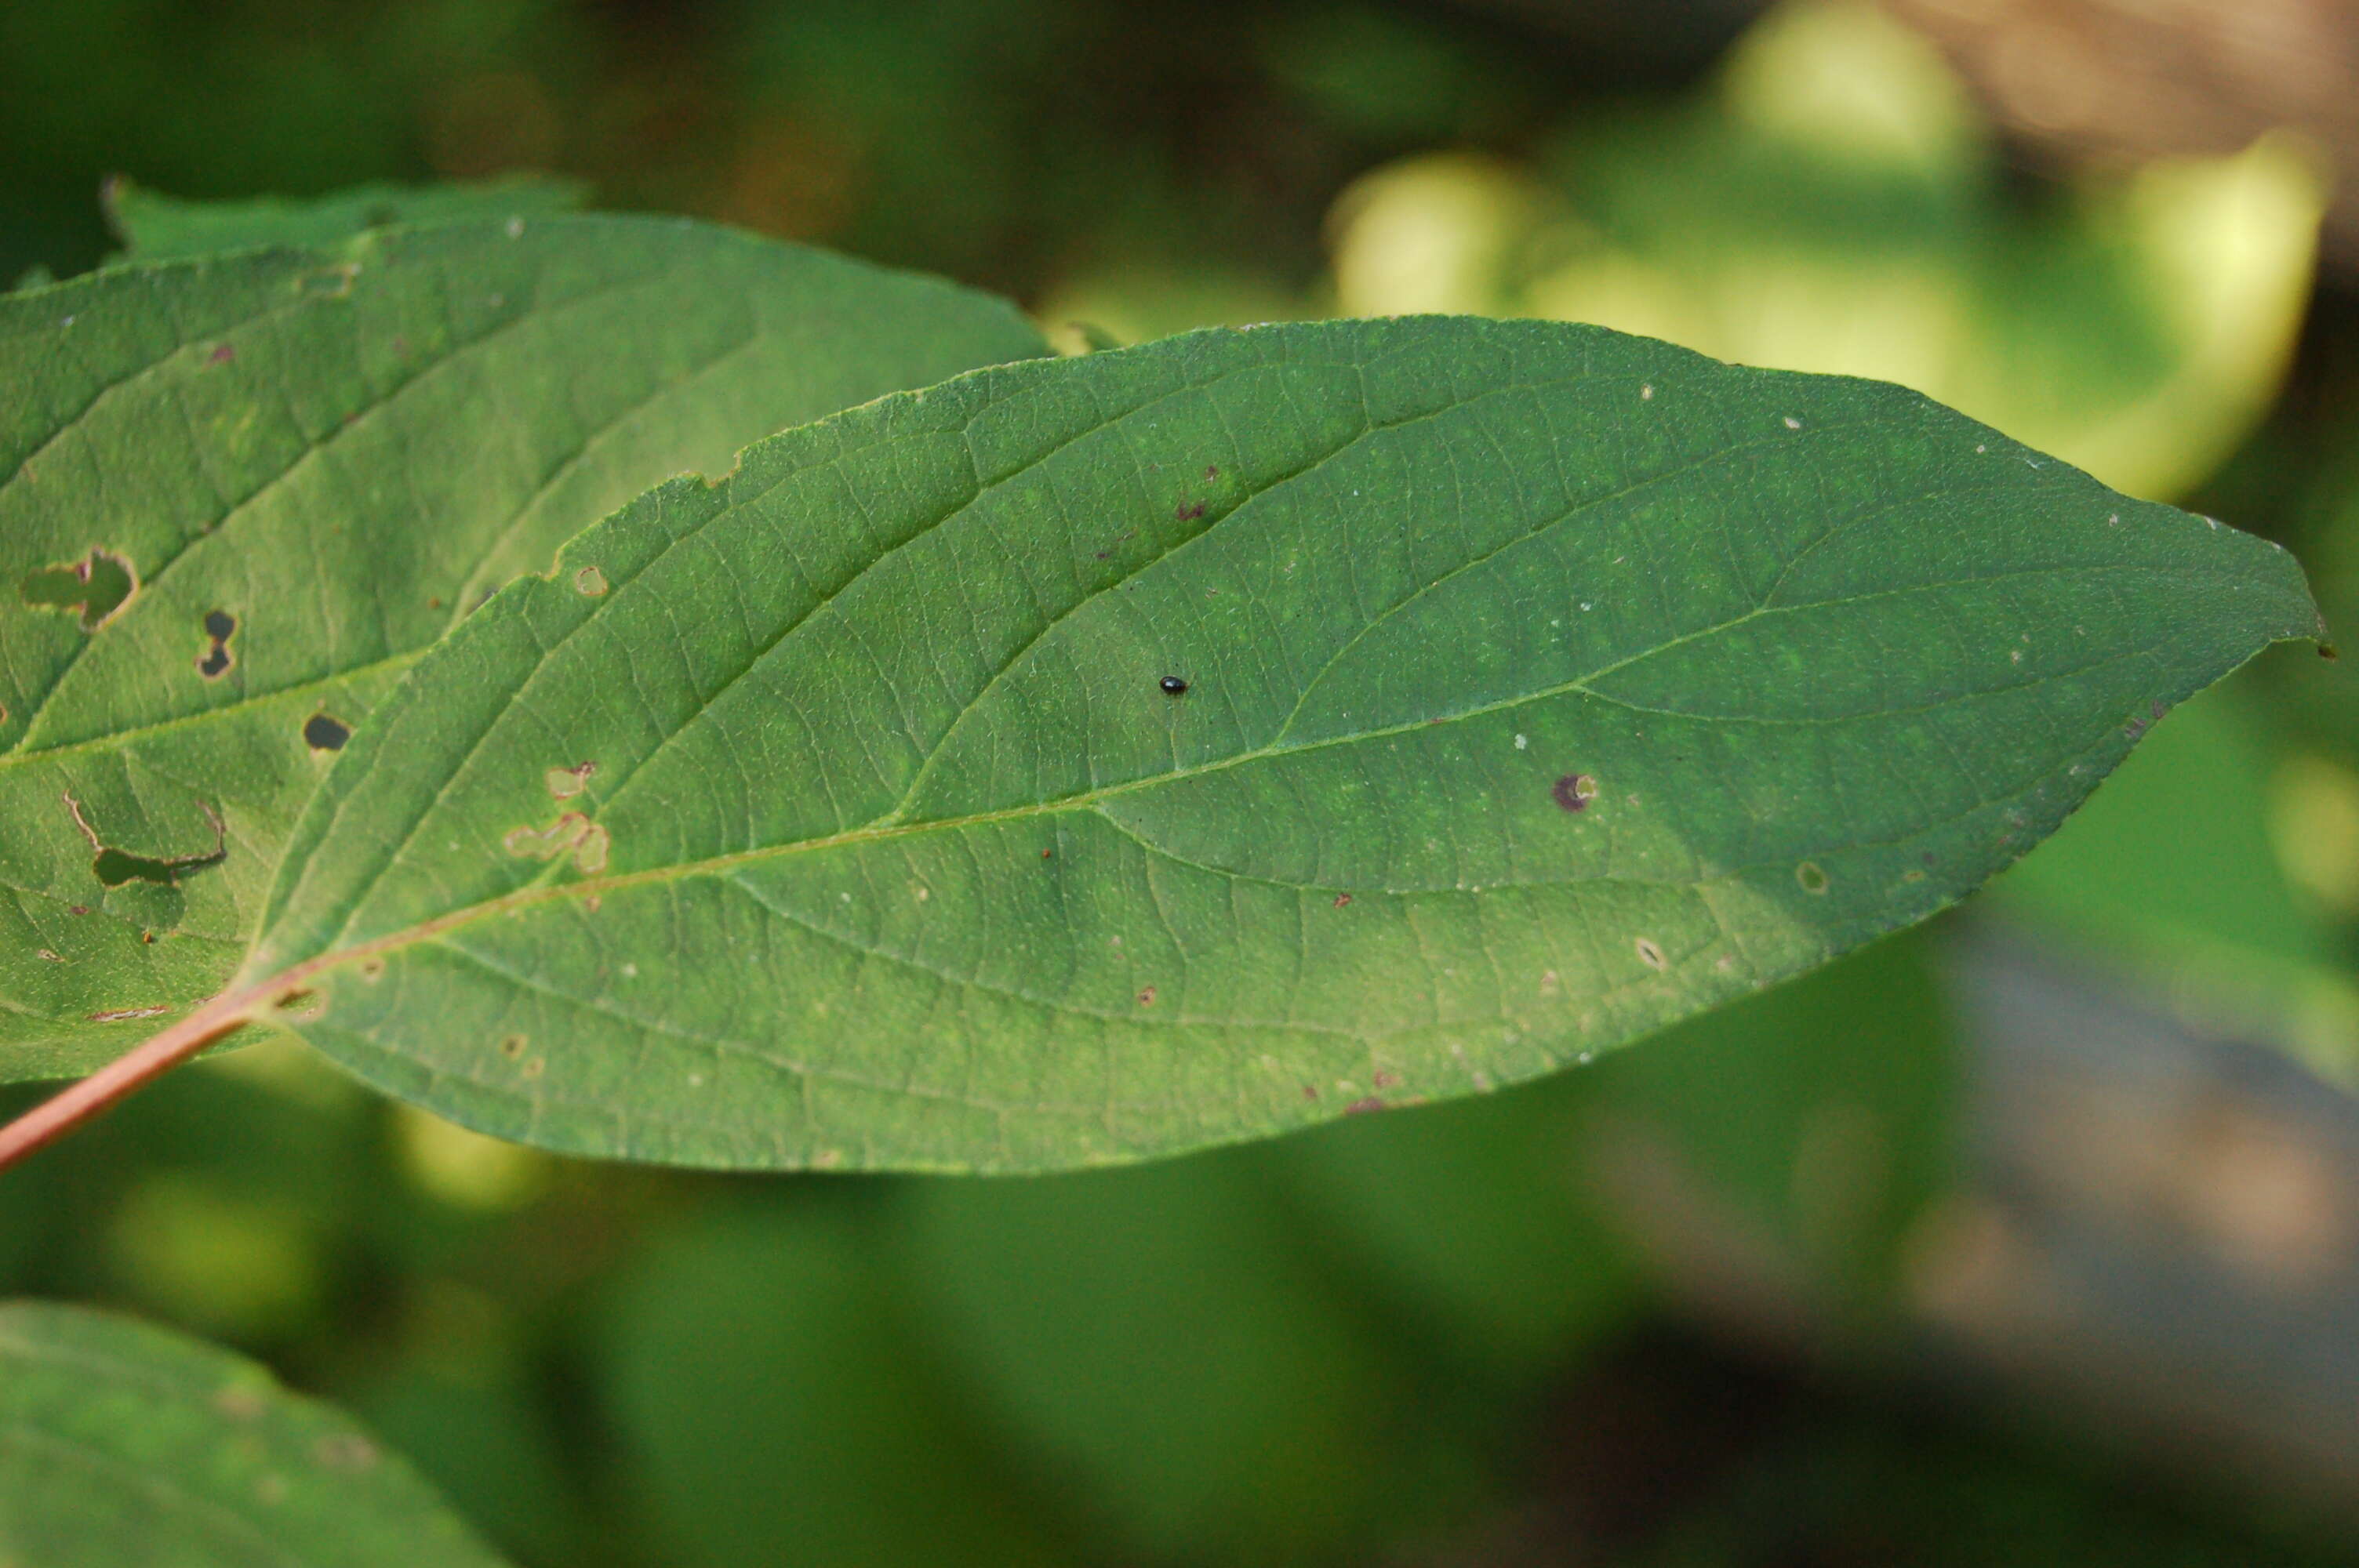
11, 2, 2359, 1563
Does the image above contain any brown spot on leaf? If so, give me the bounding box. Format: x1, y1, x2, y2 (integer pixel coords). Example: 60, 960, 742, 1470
314, 1434, 378, 1472
1137, 985, 1157, 1006
89, 1005, 171, 1022
207, 343, 234, 365
1332, 892, 1351, 908
1175, 500, 1205, 521
500, 1033, 528, 1059
274, 989, 325, 1022
1344, 1096, 1387, 1115
503, 811, 609, 876
303, 713, 351, 751
1634, 936, 1667, 971
1553, 773, 1598, 812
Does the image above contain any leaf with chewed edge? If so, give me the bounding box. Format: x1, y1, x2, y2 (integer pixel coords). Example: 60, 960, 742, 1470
0, 1300, 509, 1566
0, 214, 1045, 1080
211, 317, 2318, 1171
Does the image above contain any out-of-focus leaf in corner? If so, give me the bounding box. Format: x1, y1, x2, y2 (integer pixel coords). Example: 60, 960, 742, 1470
0, 1300, 510, 1566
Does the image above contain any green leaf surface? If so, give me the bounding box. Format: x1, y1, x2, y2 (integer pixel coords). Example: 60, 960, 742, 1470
104, 174, 590, 261
0, 215, 1045, 1079
0, 1300, 507, 1566
242, 314, 2317, 1172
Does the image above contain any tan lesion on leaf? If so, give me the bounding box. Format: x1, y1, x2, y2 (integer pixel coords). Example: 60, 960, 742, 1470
545, 761, 594, 800
87, 1004, 171, 1022
274, 988, 327, 1022
503, 810, 610, 877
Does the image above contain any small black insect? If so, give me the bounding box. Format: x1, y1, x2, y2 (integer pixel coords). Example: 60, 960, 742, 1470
1159, 675, 1189, 695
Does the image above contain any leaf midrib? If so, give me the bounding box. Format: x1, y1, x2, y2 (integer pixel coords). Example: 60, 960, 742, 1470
247, 554, 2205, 996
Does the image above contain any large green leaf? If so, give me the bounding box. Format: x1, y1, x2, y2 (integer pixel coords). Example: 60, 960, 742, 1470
0, 1300, 507, 1566
0, 215, 1045, 1079
104, 174, 590, 262
226, 315, 2316, 1171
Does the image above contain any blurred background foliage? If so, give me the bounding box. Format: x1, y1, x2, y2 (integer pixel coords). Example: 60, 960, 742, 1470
10, 0, 2359, 1563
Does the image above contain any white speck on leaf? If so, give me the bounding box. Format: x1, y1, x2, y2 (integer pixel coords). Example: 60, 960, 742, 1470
1514, 733, 1528, 750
